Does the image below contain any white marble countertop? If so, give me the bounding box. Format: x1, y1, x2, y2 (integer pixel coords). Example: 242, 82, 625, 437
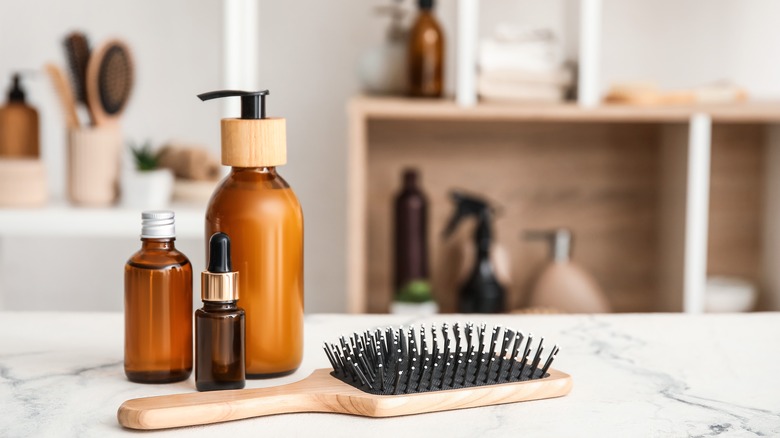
1, 312, 779, 437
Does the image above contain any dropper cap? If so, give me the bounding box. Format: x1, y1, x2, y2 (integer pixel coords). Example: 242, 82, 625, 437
198, 89, 287, 168
202, 232, 239, 302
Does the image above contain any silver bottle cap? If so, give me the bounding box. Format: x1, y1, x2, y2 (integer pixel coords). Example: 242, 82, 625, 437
141, 210, 175, 238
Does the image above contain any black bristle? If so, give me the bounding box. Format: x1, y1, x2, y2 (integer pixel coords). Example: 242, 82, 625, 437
541, 345, 559, 376
324, 322, 560, 395
399, 328, 408, 358
393, 371, 403, 395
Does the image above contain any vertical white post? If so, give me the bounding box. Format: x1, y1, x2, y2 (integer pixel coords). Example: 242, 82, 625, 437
762, 126, 780, 310
683, 113, 712, 314
578, 0, 602, 107
223, 0, 260, 117
456, 0, 479, 107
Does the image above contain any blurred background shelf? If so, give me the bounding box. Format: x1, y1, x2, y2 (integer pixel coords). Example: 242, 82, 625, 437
353, 96, 780, 123
0, 202, 205, 238
348, 96, 778, 315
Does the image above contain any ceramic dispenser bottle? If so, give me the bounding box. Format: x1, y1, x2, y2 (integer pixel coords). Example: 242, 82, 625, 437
524, 229, 610, 313
199, 90, 303, 378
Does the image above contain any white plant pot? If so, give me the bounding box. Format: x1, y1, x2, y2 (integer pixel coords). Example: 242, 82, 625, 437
120, 168, 174, 210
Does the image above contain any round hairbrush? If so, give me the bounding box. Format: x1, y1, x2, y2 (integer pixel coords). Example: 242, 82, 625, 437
86, 39, 134, 126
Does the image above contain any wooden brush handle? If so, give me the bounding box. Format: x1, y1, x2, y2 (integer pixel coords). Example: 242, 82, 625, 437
118, 373, 333, 430
118, 368, 573, 430
44, 64, 80, 129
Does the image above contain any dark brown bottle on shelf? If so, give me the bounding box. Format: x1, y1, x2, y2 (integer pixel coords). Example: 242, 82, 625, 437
124, 211, 193, 383
394, 169, 430, 300
196, 232, 245, 392
408, 0, 444, 98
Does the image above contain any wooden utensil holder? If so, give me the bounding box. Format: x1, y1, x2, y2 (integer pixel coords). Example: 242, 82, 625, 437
67, 125, 121, 206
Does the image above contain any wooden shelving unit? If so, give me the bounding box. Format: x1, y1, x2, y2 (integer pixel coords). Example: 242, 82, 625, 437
347, 96, 780, 314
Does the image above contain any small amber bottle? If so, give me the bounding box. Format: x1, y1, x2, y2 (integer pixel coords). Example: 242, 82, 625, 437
196, 232, 245, 391
408, 0, 444, 98
124, 211, 193, 383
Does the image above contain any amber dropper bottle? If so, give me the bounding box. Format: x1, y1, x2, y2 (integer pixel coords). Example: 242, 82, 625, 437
124, 211, 193, 383
196, 232, 245, 391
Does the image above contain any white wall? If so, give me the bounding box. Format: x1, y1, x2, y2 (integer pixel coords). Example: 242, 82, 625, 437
601, 0, 780, 99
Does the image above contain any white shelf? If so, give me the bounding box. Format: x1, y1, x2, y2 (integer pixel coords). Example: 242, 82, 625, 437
0, 201, 205, 239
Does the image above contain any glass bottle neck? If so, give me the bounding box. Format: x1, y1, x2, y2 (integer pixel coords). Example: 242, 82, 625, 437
141, 238, 176, 250
231, 166, 277, 174
202, 301, 238, 311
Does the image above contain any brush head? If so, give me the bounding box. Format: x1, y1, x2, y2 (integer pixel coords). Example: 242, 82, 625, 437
63, 31, 90, 104
87, 39, 134, 125
98, 43, 133, 115
323, 322, 560, 395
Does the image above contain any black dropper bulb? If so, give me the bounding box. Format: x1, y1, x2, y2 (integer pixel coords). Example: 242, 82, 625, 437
207, 232, 233, 273
197, 89, 269, 119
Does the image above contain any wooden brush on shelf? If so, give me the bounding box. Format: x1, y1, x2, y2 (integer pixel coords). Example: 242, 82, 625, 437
118, 322, 572, 430
86, 39, 134, 126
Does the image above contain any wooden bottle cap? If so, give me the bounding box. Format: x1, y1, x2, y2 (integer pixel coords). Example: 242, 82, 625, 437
221, 117, 286, 167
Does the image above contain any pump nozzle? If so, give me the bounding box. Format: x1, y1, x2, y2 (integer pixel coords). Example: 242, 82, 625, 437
6, 72, 32, 103
198, 89, 269, 119
524, 228, 573, 262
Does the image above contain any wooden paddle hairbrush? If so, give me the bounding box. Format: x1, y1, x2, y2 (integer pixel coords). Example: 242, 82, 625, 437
86, 39, 134, 126
118, 322, 572, 430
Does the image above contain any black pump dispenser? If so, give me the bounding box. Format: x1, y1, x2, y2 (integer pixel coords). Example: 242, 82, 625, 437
207, 232, 233, 274
444, 191, 506, 313
198, 90, 269, 119
7, 73, 25, 103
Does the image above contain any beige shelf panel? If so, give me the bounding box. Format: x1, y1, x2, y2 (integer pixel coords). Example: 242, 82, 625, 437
352, 96, 780, 123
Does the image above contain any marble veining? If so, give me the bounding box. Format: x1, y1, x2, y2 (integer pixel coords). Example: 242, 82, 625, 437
0, 312, 778, 437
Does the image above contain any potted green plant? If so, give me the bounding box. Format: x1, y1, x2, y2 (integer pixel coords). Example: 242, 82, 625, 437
120, 140, 174, 209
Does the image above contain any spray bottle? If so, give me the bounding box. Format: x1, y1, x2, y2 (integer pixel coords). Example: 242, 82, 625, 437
438, 191, 509, 313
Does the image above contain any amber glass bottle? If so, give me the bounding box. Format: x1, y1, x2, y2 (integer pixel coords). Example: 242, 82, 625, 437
124, 211, 193, 383
408, 0, 444, 98
206, 167, 303, 378
196, 232, 245, 392
0, 74, 39, 157
199, 89, 303, 379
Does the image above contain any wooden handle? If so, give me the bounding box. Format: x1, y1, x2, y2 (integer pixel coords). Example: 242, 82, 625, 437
44, 63, 80, 129
118, 376, 326, 430
118, 368, 573, 430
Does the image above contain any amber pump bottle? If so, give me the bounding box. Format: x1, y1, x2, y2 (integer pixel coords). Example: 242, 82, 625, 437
196, 232, 245, 391
408, 0, 444, 98
199, 90, 303, 378
0, 73, 39, 157
124, 211, 193, 383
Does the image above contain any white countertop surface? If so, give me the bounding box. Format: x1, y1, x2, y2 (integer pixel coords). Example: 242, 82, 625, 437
1, 312, 779, 437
